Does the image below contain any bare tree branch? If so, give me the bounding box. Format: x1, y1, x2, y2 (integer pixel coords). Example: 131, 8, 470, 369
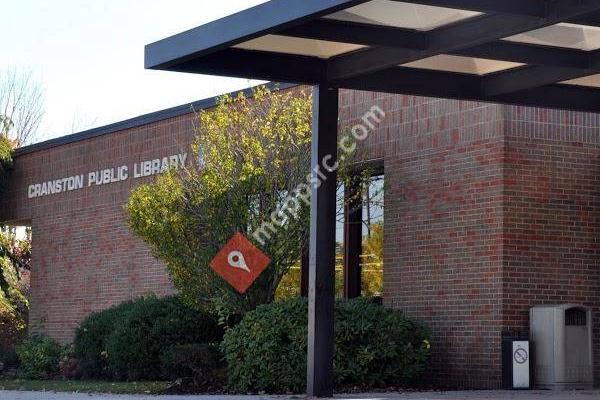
67, 111, 98, 134
0, 68, 45, 146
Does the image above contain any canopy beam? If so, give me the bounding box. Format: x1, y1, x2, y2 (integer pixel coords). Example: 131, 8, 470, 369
278, 20, 594, 70
454, 42, 591, 70
280, 19, 430, 49
482, 51, 600, 96
327, 0, 600, 81
340, 67, 600, 113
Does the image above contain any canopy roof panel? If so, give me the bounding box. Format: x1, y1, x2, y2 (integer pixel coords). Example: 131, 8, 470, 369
402, 54, 525, 75
324, 1, 482, 30
233, 35, 366, 58
145, 0, 600, 112
505, 23, 600, 51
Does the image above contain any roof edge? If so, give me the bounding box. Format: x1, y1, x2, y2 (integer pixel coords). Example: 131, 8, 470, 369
14, 82, 296, 157
144, 0, 366, 70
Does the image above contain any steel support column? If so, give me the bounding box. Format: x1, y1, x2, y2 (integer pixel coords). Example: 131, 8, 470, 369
343, 178, 362, 299
307, 84, 338, 397
300, 246, 309, 297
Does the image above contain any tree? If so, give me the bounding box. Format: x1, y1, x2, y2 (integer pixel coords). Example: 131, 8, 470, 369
0, 69, 40, 350
0, 135, 11, 191
0, 232, 30, 312
362, 222, 383, 297
0, 68, 45, 146
127, 86, 373, 320
127, 86, 313, 319
276, 223, 384, 300
0, 230, 30, 353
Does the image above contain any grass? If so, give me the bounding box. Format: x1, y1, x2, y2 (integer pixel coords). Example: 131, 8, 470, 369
0, 379, 170, 394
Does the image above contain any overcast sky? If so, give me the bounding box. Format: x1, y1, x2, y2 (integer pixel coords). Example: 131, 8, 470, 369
2, 1, 268, 142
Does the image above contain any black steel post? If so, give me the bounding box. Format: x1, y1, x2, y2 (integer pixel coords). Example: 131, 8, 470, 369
300, 246, 309, 297
307, 84, 338, 397
343, 178, 362, 298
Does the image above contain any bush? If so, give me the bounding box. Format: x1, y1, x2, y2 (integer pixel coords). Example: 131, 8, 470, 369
160, 343, 224, 384
334, 298, 430, 387
74, 295, 223, 381
59, 345, 81, 380
0, 348, 20, 374
15, 336, 63, 379
222, 298, 307, 392
73, 300, 133, 378
222, 298, 430, 393
0, 311, 26, 359
106, 296, 223, 381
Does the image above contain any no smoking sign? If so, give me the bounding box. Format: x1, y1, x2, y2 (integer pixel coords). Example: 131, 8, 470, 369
514, 347, 528, 364
209, 232, 271, 294
511, 341, 530, 389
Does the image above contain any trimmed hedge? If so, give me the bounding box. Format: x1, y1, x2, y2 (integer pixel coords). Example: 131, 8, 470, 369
160, 343, 224, 385
73, 300, 133, 378
222, 297, 430, 393
73, 296, 223, 380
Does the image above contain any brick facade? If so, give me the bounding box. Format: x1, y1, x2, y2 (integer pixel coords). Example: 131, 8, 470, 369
0, 115, 194, 342
1, 87, 598, 388
502, 106, 600, 387
339, 91, 600, 388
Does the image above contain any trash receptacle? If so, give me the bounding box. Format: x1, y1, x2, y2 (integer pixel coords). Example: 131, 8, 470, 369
502, 330, 531, 389
530, 304, 593, 390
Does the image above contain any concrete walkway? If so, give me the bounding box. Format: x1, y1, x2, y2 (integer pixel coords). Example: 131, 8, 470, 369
1, 391, 600, 400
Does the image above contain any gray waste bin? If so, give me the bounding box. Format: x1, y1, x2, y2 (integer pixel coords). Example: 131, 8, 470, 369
530, 304, 593, 389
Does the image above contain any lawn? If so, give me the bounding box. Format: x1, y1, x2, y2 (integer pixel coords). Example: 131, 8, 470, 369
0, 379, 170, 394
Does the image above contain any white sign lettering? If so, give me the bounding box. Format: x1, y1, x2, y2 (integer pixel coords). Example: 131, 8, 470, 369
28, 152, 188, 199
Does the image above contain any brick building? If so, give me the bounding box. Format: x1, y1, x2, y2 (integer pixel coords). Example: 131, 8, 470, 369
0, 86, 598, 389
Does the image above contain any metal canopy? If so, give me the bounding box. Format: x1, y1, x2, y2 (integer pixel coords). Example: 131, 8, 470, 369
145, 1, 600, 397
147, 0, 600, 112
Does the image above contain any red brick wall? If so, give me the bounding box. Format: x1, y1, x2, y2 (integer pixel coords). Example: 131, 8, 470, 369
341, 91, 506, 388
341, 92, 600, 388
502, 106, 600, 386
0, 115, 195, 343
1, 88, 598, 389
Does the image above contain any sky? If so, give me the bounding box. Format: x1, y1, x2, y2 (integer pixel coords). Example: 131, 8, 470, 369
2, 0, 268, 142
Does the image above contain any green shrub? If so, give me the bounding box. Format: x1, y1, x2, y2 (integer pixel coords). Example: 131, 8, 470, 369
73, 300, 135, 378
222, 297, 430, 393
0, 310, 26, 360
334, 298, 430, 387
160, 343, 224, 384
15, 336, 63, 379
58, 344, 82, 380
74, 296, 223, 381
0, 348, 19, 370
104, 296, 222, 381
222, 298, 307, 393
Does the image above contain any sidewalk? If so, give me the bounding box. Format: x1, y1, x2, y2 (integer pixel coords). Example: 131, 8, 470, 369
1, 391, 600, 400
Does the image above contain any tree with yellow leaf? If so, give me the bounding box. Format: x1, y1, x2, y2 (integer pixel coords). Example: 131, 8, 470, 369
127, 86, 313, 320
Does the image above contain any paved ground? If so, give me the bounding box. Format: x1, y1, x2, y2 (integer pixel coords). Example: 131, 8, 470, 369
1, 391, 600, 400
